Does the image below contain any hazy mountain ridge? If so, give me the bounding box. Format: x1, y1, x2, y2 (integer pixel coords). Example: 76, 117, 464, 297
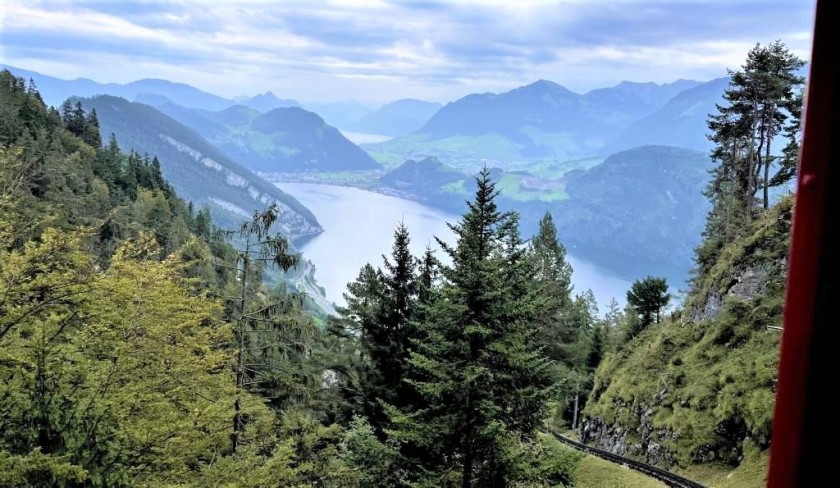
551, 145, 712, 271
367, 78, 711, 167
346, 98, 443, 136
4, 64, 237, 110
240, 91, 300, 112
604, 77, 730, 154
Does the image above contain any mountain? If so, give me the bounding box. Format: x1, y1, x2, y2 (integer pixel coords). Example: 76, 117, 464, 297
379, 157, 465, 198
77, 95, 322, 238
301, 100, 372, 129
367, 79, 706, 168
156, 102, 382, 173
2, 64, 237, 110
375, 146, 711, 276
347, 99, 442, 136
582, 79, 701, 127
241, 91, 300, 112
605, 77, 730, 153
551, 145, 712, 271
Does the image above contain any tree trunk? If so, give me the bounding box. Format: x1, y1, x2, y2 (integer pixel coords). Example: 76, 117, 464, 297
572, 377, 580, 430
232, 240, 249, 453
461, 422, 473, 488
763, 125, 773, 209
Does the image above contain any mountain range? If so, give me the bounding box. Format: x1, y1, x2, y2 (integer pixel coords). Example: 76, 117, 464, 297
365, 78, 720, 168
240, 91, 300, 112
147, 102, 382, 173
76, 95, 322, 238
603, 77, 730, 154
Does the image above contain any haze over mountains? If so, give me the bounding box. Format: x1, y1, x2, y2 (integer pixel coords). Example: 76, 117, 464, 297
366, 78, 720, 167
5, 63, 744, 280
150, 103, 382, 173
345, 99, 443, 137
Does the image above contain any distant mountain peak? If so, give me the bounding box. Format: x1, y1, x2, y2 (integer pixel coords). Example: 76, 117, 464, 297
241, 91, 299, 112
517, 79, 577, 97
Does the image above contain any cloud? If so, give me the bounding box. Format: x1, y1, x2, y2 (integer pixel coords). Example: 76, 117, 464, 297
0, 0, 815, 103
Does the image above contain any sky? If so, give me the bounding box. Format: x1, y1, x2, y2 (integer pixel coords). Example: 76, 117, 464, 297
0, 0, 816, 104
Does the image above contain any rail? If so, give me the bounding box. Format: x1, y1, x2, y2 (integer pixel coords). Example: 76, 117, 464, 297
550, 431, 705, 488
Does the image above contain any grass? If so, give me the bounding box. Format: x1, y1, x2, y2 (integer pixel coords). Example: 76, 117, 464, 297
441, 180, 469, 195
575, 455, 666, 488
495, 172, 569, 202
364, 132, 525, 169
674, 449, 769, 488
526, 156, 604, 178
583, 198, 791, 472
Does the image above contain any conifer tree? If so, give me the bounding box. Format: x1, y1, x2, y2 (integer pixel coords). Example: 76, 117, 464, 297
529, 211, 576, 364
393, 169, 554, 487
218, 204, 301, 452
626, 276, 671, 331
698, 41, 804, 274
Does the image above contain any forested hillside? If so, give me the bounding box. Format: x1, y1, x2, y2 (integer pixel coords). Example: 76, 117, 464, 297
153, 101, 382, 173
0, 68, 365, 486
580, 42, 804, 487
75, 95, 321, 238
0, 69, 616, 486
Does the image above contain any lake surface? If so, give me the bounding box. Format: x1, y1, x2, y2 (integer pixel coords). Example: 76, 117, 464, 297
277, 182, 632, 311
339, 130, 393, 144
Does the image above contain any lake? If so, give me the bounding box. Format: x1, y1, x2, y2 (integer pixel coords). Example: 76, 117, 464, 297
277, 182, 632, 312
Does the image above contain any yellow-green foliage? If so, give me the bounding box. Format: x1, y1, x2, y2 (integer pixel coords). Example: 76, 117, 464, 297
0, 230, 352, 486
584, 199, 792, 467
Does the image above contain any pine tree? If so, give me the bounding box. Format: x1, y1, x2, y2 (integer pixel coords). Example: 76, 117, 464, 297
698, 42, 804, 274
626, 276, 671, 331
83, 108, 102, 148
218, 204, 301, 452
529, 211, 576, 365
393, 169, 554, 486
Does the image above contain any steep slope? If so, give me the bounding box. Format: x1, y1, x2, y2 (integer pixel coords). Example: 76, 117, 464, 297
581, 197, 791, 486
551, 146, 712, 271
2, 64, 236, 110
77, 95, 321, 239
241, 91, 299, 112
605, 77, 729, 153
367, 79, 708, 167
347, 99, 442, 136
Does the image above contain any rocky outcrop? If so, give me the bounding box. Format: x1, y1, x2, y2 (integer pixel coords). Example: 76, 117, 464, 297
690, 265, 772, 322
581, 400, 678, 467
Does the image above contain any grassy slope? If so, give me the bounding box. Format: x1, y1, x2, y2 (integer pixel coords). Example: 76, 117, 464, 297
674, 449, 769, 488
575, 456, 666, 488
583, 197, 792, 469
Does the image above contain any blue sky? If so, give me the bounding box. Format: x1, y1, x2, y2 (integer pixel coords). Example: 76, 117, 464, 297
0, 0, 815, 103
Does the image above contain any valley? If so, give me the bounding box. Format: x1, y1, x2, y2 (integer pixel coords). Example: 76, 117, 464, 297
0, 5, 812, 481
276, 182, 633, 310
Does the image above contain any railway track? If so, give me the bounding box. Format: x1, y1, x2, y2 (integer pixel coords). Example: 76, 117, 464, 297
550, 431, 705, 488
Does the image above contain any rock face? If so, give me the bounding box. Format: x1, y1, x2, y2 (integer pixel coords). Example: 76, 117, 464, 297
581, 402, 678, 467
690, 265, 771, 322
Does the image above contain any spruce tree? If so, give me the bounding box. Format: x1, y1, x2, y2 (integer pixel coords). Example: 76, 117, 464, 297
529, 211, 575, 364
394, 169, 554, 487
